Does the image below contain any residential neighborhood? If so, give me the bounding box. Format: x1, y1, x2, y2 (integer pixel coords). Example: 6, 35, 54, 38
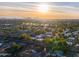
0, 19, 79, 57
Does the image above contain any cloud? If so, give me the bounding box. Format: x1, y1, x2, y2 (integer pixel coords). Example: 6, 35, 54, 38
0, 2, 79, 19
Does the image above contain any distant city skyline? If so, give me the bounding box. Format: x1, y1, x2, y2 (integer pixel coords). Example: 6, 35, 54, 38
0, 2, 79, 19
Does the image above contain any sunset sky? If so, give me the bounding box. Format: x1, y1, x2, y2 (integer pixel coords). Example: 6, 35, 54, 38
0, 2, 79, 19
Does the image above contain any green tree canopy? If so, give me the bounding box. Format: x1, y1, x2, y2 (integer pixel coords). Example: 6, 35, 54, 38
19, 33, 32, 41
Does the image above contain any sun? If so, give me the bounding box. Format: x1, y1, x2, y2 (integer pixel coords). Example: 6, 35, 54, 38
37, 3, 49, 13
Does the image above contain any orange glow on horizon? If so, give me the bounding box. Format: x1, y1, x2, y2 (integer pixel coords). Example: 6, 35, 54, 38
0, 10, 79, 20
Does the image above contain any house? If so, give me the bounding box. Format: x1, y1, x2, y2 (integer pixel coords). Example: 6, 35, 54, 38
0, 32, 4, 36
66, 42, 73, 46
64, 32, 72, 37
0, 42, 3, 47
51, 51, 64, 57
45, 32, 53, 37
35, 34, 45, 41
75, 44, 79, 47
0, 53, 11, 57
72, 31, 79, 36
67, 37, 75, 42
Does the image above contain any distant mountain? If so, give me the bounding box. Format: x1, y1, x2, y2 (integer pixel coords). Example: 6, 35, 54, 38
0, 16, 25, 20
0, 16, 43, 21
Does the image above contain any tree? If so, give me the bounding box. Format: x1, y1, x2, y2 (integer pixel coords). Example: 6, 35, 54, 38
46, 37, 68, 55
6, 42, 23, 56
34, 30, 46, 35
43, 38, 53, 44
19, 33, 32, 41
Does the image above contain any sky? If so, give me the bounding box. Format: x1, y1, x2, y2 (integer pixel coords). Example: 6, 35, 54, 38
0, 2, 79, 19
